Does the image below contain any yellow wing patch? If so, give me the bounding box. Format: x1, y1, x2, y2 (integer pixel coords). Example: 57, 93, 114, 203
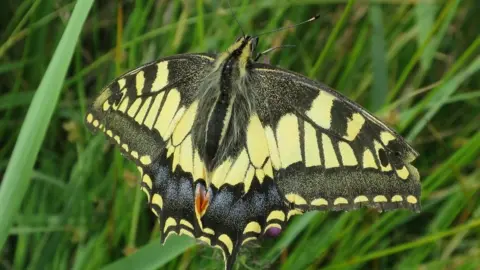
135, 71, 145, 95
338, 141, 357, 166
396, 166, 409, 179
117, 93, 129, 113
246, 114, 270, 168
172, 101, 199, 146
151, 62, 169, 92
135, 102, 151, 124
285, 193, 307, 205
242, 166, 255, 193
211, 159, 233, 187
267, 210, 285, 222
156, 89, 181, 139
343, 113, 365, 141
353, 195, 368, 203
225, 149, 250, 186
203, 113, 277, 191
243, 221, 261, 234
306, 90, 336, 130
362, 148, 377, 169
304, 122, 322, 167
322, 134, 340, 168
264, 126, 281, 169
276, 114, 302, 168
144, 92, 165, 128
311, 198, 328, 206
334, 197, 348, 205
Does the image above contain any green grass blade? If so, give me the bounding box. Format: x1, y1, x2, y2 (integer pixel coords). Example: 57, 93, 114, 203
0, 0, 94, 250
369, 4, 388, 111
387, 0, 459, 102
324, 218, 480, 269
101, 236, 195, 270
308, 0, 355, 78
415, 1, 437, 71
407, 56, 480, 140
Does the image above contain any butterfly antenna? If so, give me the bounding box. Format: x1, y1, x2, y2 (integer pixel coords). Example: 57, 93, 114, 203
254, 45, 296, 61
228, 0, 246, 37
254, 14, 321, 37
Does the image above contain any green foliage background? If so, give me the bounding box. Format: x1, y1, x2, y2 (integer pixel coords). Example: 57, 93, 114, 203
1, 0, 479, 269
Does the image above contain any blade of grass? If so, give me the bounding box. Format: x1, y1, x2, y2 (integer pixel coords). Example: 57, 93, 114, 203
415, 1, 437, 71
0, 0, 94, 250
281, 214, 350, 270
369, 4, 388, 111
101, 235, 195, 270
0, 91, 35, 110
407, 56, 480, 140
0, 0, 41, 59
308, 0, 355, 77
422, 130, 480, 194
386, 0, 458, 102
398, 36, 480, 132
324, 218, 480, 269
0, 59, 34, 74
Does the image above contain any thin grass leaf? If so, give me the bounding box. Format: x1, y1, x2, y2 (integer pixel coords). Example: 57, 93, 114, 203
369, 4, 388, 111
399, 36, 480, 132
387, 0, 459, 102
0, 91, 35, 110
0, 0, 94, 250
308, 0, 355, 77
415, 1, 437, 71
101, 235, 195, 270
324, 218, 480, 269
407, 56, 480, 140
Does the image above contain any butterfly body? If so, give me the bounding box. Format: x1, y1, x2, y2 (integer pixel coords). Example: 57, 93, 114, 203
86, 36, 420, 270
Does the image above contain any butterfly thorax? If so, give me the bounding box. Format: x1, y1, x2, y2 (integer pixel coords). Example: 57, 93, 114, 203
192, 37, 256, 172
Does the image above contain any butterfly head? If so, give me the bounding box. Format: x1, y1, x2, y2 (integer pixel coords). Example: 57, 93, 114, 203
214, 35, 259, 76
235, 35, 259, 54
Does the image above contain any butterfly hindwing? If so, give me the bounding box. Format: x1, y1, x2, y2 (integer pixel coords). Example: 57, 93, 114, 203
139, 158, 199, 244
248, 63, 421, 213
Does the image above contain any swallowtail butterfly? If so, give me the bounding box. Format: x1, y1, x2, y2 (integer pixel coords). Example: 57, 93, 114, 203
85, 13, 420, 270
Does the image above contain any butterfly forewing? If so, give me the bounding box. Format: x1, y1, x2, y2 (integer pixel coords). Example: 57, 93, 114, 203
247, 63, 421, 213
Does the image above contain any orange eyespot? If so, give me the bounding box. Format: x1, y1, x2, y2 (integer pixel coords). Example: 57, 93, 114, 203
195, 183, 211, 217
